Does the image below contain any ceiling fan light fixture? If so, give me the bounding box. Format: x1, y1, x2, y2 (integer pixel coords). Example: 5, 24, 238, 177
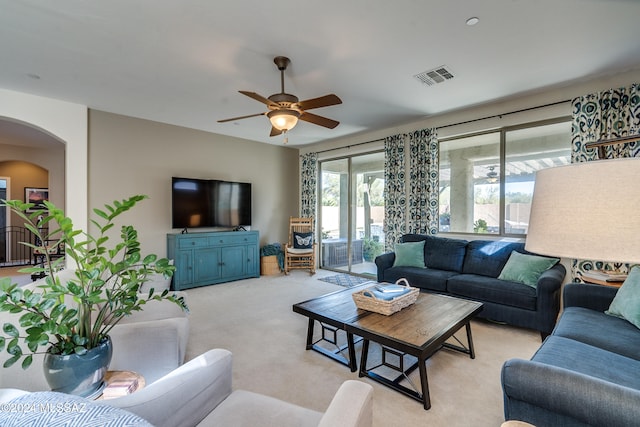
268, 109, 300, 131
486, 166, 498, 183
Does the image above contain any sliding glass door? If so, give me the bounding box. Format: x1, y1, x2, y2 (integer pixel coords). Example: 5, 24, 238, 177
319, 152, 384, 277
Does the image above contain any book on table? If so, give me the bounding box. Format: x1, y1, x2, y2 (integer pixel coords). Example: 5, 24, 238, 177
375, 284, 407, 293
364, 284, 411, 301
102, 377, 139, 399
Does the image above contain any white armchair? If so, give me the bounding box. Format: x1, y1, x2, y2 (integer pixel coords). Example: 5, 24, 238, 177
1, 349, 373, 427
114, 348, 373, 427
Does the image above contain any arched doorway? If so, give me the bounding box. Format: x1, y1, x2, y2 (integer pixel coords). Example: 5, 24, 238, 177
0, 88, 88, 235
0, 120, 64, 268
0, 161, 51, 266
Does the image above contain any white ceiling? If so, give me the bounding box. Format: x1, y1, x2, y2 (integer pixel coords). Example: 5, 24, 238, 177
1, 0, 639, 148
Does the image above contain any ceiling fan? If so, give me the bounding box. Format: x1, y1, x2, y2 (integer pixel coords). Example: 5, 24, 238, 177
486, 166, 499, 183
218, 56, 342, 137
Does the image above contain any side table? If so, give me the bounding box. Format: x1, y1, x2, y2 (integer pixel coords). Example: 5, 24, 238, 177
581, 276, 624, 288
97, 370, 145, 400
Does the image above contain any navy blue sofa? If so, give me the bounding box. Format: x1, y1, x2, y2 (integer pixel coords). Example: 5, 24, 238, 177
375, 234, 566, 337
501, 283, 640, 426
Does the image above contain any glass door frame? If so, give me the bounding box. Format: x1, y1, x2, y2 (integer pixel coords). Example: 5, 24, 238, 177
318, 150, 384, 276
318, 156, 354, 274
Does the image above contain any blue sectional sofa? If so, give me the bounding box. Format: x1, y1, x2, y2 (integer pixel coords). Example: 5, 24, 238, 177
501, 283, 640, 426
375, 234, 566, 337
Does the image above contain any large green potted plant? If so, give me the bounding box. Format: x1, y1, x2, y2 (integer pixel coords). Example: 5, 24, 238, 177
0, 195, 187, 397
362, 237, 383, 262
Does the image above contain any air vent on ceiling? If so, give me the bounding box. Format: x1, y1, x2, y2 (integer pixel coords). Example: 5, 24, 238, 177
414, 65, 455, 86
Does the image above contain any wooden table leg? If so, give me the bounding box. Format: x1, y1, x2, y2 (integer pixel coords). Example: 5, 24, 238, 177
418, 357, 431, 410
346, 332, 357, 372
465, 322, 475, 359
305, 318, 315, 350
358, 339, 370, 378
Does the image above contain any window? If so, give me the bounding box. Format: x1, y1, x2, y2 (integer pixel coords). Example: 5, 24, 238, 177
439, 119, 571, 236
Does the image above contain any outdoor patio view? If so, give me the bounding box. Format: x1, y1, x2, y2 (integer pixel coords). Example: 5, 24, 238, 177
320, 152, 384, 277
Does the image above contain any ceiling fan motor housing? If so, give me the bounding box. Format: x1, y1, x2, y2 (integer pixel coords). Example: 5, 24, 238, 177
268, 92, 299, 109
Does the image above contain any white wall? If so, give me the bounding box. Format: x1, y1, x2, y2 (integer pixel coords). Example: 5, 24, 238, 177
0, 146, 65, 210
0, 89, 88, 231
87, 110, 299, 257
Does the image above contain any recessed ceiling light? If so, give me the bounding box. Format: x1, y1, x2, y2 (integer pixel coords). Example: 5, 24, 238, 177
466, 17, 479, 26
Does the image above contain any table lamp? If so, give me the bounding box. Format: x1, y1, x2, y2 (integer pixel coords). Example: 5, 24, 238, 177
525, 157, 640, 269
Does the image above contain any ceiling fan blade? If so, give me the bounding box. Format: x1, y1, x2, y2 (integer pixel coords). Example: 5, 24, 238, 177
295, 94, 342, 111
299, 112, 340, 129
239, 91, 280, 108
270, 127, 285, 137
217, 112, 266, 123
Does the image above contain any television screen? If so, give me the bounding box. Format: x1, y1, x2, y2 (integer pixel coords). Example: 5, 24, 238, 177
172, 177, 251, 229
172, 177, 210, 229
213, 181, 252, 227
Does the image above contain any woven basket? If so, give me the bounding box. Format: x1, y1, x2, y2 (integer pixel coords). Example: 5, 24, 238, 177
352, 278, 419, 316
260, 255, 281, 275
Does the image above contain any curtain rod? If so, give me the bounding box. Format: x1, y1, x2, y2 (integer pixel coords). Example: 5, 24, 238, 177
436, 99, 571, 129
314, 138, 385, 155
311, 98, 571, 155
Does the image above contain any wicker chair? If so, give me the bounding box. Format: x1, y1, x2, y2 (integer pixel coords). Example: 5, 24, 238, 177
284, 217, 316, 275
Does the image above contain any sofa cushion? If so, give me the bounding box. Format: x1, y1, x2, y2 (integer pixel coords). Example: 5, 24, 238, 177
392, 240, 426, 268
462, 240, 526, 278
447, 274, 537, 310
532, 335, 640, 391
201, 389, 323, 427
400, 234, 468, 272
424, 235, 468, 272
605, 266, 640, 329
497, 251, 559, 288
553, 306, 640, 361
380, 267, 455, 292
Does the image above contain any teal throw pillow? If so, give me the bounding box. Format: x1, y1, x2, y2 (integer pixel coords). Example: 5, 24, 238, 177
497, 251, 559, 288
392, 241, 426, 268
606, 266, 640, 329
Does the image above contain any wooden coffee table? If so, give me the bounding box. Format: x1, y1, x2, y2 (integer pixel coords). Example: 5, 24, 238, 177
293, 284, 483, 410
347, 292, 483, 410
292, 282, 375, 372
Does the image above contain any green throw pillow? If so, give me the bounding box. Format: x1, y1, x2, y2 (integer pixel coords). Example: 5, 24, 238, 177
392, 240, 426, 268
497, 251, 559, 288
606, 266, 640, 329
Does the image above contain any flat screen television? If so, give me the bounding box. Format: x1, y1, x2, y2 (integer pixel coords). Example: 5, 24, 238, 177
172, 177, 251, 230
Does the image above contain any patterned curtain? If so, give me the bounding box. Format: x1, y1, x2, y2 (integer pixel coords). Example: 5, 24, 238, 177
383, 134, 407, 251
570, 83, 640, 281
408, 128, 439, 235
299, 152, 318, 218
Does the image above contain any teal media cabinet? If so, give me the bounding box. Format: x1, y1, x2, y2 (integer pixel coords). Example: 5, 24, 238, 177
167, 230, 260, 290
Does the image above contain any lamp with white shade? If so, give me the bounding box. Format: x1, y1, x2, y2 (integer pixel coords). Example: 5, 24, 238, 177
525, 157, 640, 274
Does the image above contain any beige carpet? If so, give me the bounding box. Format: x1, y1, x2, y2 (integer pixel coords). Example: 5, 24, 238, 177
0, 266, 34, 286
184, 270, 541, 427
